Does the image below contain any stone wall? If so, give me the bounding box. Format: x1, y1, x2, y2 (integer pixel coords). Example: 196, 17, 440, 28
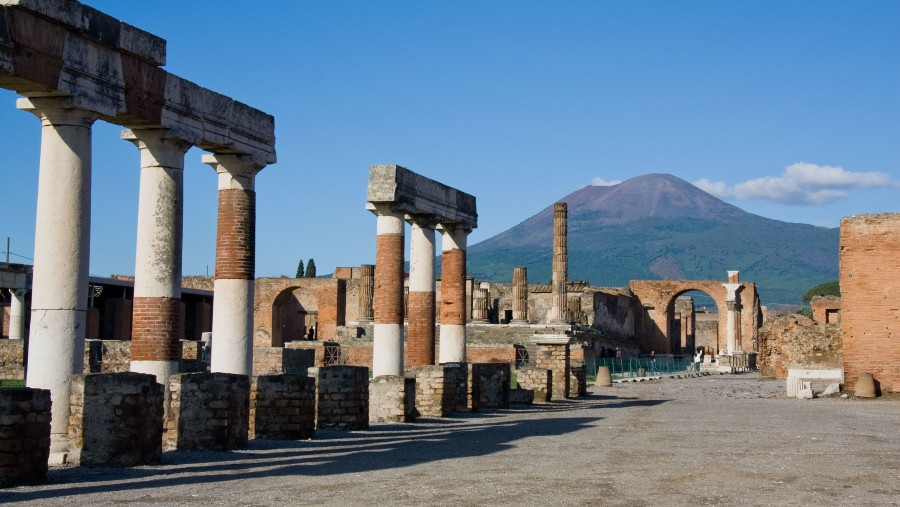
840, 213, 900, 392
533, 339, 570, 400
467, 344, 519, 368
0, 339, 25, 380
250, 375, 316, 440
0, 388, 50, 487
68, 372, 163, 466
569, 365, 587, 397
409, 364, 467, 417
253, 347, 316, 376
516, 367, 551, 403
470, 363, 510, 409
163, 373, 250, 451
369, 375, 416, 423
758, 314, 842, 379
310, 366, 369, 430
84, 339, 131, 373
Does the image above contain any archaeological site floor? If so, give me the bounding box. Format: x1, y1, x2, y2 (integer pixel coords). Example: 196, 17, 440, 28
2, 374, 897, 506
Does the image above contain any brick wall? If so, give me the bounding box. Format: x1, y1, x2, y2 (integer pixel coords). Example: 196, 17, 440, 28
441, 250, 467, 325
840, 213, 900, 392
164, 373, 250, 451
310, 366, 369, 430
467, 344, 518, 367
406, 291, 436, 366
250, 375, 315, 440
0, 388, 50, 487
252, 347, 315, 377
757, 314, 842, 379
131, 296, 182, 361
375, 235, 404, 325
810, 296, 841, 325
533, 340, 570, 400
408, 364, 467, 417
68, 372, 164, 466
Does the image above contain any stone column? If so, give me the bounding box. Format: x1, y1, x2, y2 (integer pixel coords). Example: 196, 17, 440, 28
357, 264, 375, 323
124, 129, 191, 383
18, 97, 100, 452
511, 266, 528, 324
406, 218, 436, 366
548, 202, 569, 324
472, 288, 490, 323
371, 206, 405, 376
439, 224, 469, 363
723, 271, 742, 355
203, 154, 263, 376
8, 289, 27, 340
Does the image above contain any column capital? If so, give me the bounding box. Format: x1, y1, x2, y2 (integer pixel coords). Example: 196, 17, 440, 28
367, 203, 403, 219
16, 97, 101, 127
723, 283, 743, 301
10, 288, 29, 297
203, 153, 263, 191
405, 213, 440, 229
122, 128, 192, 153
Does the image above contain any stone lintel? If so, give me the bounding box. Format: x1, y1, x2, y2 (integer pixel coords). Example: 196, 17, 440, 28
366, 165, 477, 230
530, 333, 572, 346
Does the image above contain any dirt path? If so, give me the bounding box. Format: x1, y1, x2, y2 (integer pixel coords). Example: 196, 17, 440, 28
2, 373, 898, 506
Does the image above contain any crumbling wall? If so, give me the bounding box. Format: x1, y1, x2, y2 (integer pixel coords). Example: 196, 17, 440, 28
757, 314, 842, 379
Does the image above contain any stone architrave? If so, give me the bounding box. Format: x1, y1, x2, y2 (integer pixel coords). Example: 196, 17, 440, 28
406, 216, 437, 366
357, 264, 375, 323
548, 203, 569, 324
124, 129, 191, 384
511, 266, 529, 324
204, 154, 265, 376
18, 96, 100, 453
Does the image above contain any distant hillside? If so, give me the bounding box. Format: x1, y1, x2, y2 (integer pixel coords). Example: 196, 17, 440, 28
467, 174, 839, 305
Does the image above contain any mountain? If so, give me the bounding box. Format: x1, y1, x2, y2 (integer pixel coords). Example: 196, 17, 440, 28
467, 173, 839, 305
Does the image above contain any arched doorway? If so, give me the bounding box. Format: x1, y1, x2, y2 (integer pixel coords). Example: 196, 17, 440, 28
271, 287, 318, 346
664, 290, 719, 355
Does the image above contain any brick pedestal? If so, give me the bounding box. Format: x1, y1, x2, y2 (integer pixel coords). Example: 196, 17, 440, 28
310, 366, 369, 430
68, 372, 164, 466
369, 375, 417, 423
250, 375, 316, 440
0, 388, 50, 487
516, 367, 552, 403
164, 373, 250, 450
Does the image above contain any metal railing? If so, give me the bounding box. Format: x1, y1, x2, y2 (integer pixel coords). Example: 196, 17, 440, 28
585, 356, 694, 380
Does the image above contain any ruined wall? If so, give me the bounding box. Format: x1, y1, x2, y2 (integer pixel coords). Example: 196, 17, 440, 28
811, 296, 841, 325
164, 373, 250, 451
757, 314, 842, 379
694, 313, 719, 354
840, 214, 900, 392
253, 277, 356, 346
252, 347, 315, 376
310, 366, 369, 430
588, 288, 635, 339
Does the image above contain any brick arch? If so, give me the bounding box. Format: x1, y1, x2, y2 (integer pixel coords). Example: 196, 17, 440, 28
253, 278, 342, 347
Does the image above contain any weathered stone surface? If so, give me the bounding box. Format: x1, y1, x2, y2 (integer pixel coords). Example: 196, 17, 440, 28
532, 335, 570, 399
310, 366, 368, 430
568, 365, 587, 397
366, 165, 477, 229
408, 364, 468, 417
509, 387, 534, 405
0, 387, 50, 486
470, 363, 510, 409
758, 314, 841, 380
369, 375, 416, 423
163, 373, 249, 451
516, 367, 551, 403
253, 347, 315, 377
250, 375, 315, 440
0, 339, 25, 380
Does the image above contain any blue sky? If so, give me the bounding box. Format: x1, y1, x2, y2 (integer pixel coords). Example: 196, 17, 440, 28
1, 1, 897, 278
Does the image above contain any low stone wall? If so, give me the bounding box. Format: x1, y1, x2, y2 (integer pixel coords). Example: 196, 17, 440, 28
408, 364, 468, 417
164, 373, 250, 451
470, 363, 510, 409
0, 339, 25, 380
0, 388, 51, 487
516, 367, 551, 403
84, 340, 131, 373
68, 372, 164, 466
310, 366, 369, 430
250, 375, 316, 440
369, 375, 416, 423
569, 365, 587, 397
253, 347, 316, 377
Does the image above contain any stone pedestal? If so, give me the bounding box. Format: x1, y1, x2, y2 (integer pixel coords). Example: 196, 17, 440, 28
569, 365, 587, 397
250, 375, 316, 440
369, 375, 417, 423
470, 363, 510, 408
409, 364, 468, 417
532, 334, 572, 400
68, 372, 164, 466
164, 373, 250, 451
310, 366, 369, 430
515, 367, 552, 403
0, 388, 50, 487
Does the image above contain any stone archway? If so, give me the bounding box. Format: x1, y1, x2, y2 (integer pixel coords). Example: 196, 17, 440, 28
253, 277, 345, 347
271, 288, 318, 346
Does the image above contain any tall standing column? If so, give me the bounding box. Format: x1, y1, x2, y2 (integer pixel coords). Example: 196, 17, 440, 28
406, 218, 436, 366
372, 206, 405, 376
357, 264, 375, 323
203, 154, 262, 376
439, 224, 469, 363
511, 266, 529, 324
723, 271, 742, 355
548, 202, 569, 324
18, 97, 99, 452
8, 289, 27, 340
124, 129, 191, 383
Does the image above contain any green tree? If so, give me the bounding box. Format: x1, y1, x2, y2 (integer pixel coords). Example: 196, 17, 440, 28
305, 258, 317, 278
802, 280, 840, 302
295, 259, 304, 278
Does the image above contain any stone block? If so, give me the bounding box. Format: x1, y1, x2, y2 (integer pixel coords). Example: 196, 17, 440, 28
369, 375, 417, 423
408, 364, 468, 417
516, 367, 552, 403
250, 375, 315, 440
0, 387, 51, 486
310, 366, 368, 430
568, 365, 587, 397
164, 373, 249, 451
509, 387, 535, 405
470, 363, 510, 409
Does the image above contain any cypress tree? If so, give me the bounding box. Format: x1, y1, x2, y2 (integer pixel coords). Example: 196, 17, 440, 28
295, 259, 304, 278
305, 258, 317, 278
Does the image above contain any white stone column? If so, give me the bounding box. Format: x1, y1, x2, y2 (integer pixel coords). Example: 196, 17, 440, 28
439, 225, 469, 363
723, 275, 742, 355
372, 206, 405, 377
406, 217, 436, 366
18, 97, 99, 452
203, 154, 262, 376
124, 129, 191, 383
8, 289, 27, 340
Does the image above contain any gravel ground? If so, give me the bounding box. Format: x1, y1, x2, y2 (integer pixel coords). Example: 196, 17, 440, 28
2, 373, 898, 506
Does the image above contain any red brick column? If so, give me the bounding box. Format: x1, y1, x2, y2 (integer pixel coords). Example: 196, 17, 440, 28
439, 224, 469, 363
203, 154, 263, 376
372, 207, 405, 376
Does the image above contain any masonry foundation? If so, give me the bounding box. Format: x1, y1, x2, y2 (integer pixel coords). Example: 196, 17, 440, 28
250, 375, 316, 440
310, 366, 369, 430
163, 373, 249, 451
515, 367, 552, 403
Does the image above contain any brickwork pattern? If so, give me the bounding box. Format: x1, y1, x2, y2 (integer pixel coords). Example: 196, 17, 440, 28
840, 214, 900, 392
215, 188, 256, 280
164, 373, 250, 451
250, 375, 315, 440
131, 296, 182, 361
757, 314, 842, 379
253, 347, 315, 377
516, 367, 551, 403
811, 296, 841, 325
408, 364, 468, 417
406, 291, 436, 366
0, 339, 25, 380
0, 388, 50, 487
534, 343, 570, 399
369, 375, 417, 423
68, 372, 163, 466
569, 365, 587, 397
440, 249, 466, 325
375, 234, 404, 325
466, 344, 518, 368
470, 363, 510, 408
310, 366, 369, 430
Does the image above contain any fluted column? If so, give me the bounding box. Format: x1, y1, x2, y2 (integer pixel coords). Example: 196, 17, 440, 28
723, 271, 742, 355
472, 288, 490, 323
371, 206, 405, 376
357, 264, 375, 323
548, 202, 569, 324
124, 129, 191, 383
8, 289, 27, 340
511, 266, 528, 324
18, 97, 100, 452
203, 154, 263, 375
406, 218, 436, 366
439, 224, 469, 363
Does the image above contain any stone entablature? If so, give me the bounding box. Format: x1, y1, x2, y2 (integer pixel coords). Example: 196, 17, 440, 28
366, 165, 477, 230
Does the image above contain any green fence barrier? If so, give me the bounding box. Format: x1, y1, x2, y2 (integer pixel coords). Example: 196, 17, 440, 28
585, 356, 693, 380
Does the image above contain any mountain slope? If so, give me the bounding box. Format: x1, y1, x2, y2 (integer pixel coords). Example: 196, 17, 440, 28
468, 174, 839, 305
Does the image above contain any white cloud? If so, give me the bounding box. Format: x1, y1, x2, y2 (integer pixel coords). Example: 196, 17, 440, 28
693, 163, 898, 205
591, 177, 622, 186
